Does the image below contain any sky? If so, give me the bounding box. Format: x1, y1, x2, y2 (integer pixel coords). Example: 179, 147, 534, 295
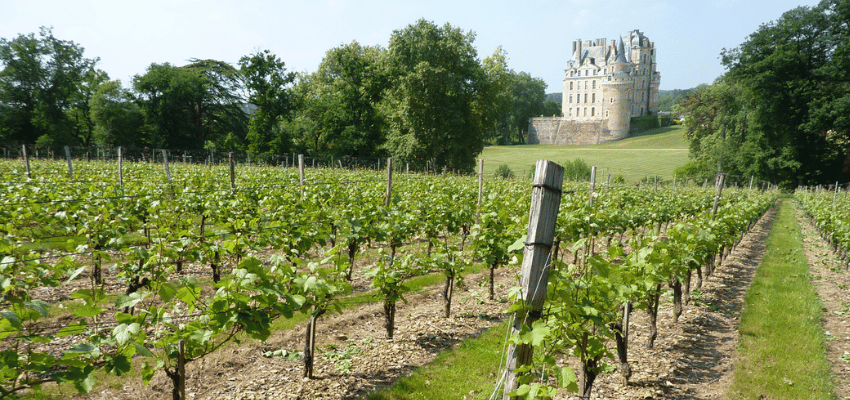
0, 0, 824, 92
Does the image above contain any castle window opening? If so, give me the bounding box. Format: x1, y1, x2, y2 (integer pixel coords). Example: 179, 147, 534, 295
569, 94, 573, 103
605, 110, 609, 118
584, 81, 588, 89
591, 108, 595, 116
584, 93, 588, 103
569, 108, 573, 116
592, 93, 596, 103
583, 108, 587, 116
592, 80, 596, 89
570, 81, 574, 90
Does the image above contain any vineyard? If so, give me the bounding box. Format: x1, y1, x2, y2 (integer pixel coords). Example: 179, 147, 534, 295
0, 154, 786, 400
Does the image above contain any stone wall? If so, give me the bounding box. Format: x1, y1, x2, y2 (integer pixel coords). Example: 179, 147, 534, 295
528, 117, 617, 145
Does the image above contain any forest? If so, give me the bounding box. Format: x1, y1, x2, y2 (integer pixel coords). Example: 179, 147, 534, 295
0, 20, 559, 173
675, 0, 850, 187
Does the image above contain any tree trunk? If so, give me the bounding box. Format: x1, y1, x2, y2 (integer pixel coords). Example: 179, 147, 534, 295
613, 303, 631, 385
211, 249, 221, 283
384, 300, 396, 339
683, 267, 692, 304
694, 262, 703, 289
303, 308, 325, 379
646, 285, 661, 348
443, 269, 455, 318
670, 276, 683, 323
489, 262, 496, 301
346, 239, 357, 281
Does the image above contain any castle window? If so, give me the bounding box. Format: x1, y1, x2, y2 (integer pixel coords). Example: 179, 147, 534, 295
610, 97, 614, 103
592, 93, 596, 103
592, 80, 596, 89
585, 70, 589, 76
605, 110, 609, 118
592, 108, 595, 116
584, 81, 588, 89
603, 68, 607, 74
576, 108, 579, 116
569, 94, 573, 103
583, 108, 587, 116
570, 81, 574, 90
584, 93, 588, 103
569, 108, 573, 116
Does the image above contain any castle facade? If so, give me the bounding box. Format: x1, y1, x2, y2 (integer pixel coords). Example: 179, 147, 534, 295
528, 29, 661, 145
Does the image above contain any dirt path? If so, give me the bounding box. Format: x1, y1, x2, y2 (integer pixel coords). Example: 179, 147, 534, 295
797, 206, 850, 399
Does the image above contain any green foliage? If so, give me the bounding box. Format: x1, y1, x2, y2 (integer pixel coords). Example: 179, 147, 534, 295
288, 42, 388, 159
629, 115, 671, 132
382, 19, 487, 173
0, 27, 100, 145
494, 164, 513, 179
678, 0, 850, 184
239, 49, 296, 156
562, 158, 592, 182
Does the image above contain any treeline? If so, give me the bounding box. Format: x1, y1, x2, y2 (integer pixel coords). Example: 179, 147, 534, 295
0, 20, 555, 173
675, 0, 849, 187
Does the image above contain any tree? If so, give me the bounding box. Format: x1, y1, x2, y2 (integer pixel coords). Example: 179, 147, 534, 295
0, 27, 100, 145
239, 49, 295, 156
90, 80, 146, 147
678, 0, 850, 185
382, 19, 488, 173
133, 60, 247, 150
290, 42, 388, 159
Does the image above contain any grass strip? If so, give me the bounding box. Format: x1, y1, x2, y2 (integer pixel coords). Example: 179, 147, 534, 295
730, 196, 834, 399
365, 319, 509, 400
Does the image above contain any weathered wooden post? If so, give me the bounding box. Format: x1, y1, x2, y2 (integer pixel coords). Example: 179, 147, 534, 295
162, 149, 174, 199
64, 146, 74, 180
299, 154, 305, 197
229, 152, 236, 190
711, 173, 726, 216
477, 159, 484, 223
385, 157, 393, 207
21, 145, 31, 179
589, 166, 597, 208
502, 160, 564, 399
117, 147, 124, 188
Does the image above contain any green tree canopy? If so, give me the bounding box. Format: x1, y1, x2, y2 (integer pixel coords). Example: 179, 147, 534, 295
0, 27, 101, 145
382, 19, 488, 173
289, 41, 388, 159
678, 0, 850, 186
239, 49, 295, 156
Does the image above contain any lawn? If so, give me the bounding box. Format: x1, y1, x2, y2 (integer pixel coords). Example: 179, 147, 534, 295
478, 125, 690, 182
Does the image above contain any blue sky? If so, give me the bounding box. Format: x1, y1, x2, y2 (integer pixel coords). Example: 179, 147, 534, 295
1, 0, 823, 92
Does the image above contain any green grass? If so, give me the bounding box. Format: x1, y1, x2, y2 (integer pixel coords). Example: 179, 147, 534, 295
365, 320, 509, 400
479, 125, 689, 182
730, 196, 834, 399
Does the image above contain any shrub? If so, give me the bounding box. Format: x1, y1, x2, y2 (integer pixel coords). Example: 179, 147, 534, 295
562, 158, 592, 182
494, 164, 514, 179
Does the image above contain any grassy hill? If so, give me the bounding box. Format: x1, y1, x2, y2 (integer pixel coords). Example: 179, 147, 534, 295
477, 125, 689, 182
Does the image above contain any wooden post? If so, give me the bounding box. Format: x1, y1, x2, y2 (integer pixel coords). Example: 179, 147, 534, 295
21, 145, 31, 179
654, 175, 658, 191
502, 160, 564, 399
118, 147, 124, 188
177, 339, 186, 400
385, 157, 393, 207
606, 173, 612, 192
162, 149, 173, 199
299, 154, 305, 197
833, 181, 840, 204
477, 159, 485, 223
229, 152, 236, 190
711, 173, 726, 216
64, 146, 74, 180
589, 166, 597, 208
406, 162, 410, 175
